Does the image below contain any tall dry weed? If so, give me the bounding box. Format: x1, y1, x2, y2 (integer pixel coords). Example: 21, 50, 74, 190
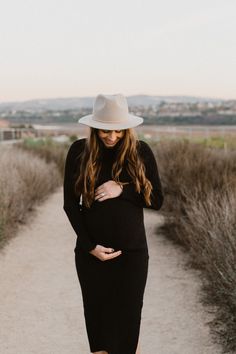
0, 146, 61, 246
15, 137, 68, 176
152, 139, 236, 353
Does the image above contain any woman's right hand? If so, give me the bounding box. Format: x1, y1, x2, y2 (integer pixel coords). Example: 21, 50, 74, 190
89, 244, 122, 261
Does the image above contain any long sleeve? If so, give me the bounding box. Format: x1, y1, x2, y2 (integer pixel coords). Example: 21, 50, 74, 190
63, 139, 97, 253
118, 140, 164, 210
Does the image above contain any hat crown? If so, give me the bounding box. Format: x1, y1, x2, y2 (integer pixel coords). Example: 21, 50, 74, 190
78, 93, 143, 130
93, 94, 129, 123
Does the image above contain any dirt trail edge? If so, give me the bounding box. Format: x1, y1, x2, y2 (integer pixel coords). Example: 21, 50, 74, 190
0, 187, 222, 354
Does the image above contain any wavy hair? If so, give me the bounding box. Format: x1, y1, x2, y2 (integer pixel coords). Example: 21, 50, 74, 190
74, 127, 152, 208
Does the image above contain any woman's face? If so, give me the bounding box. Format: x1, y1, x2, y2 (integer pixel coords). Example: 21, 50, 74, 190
97, 129, 125, 148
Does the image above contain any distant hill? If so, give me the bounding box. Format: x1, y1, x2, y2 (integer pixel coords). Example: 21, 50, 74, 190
0, 95, 224, 112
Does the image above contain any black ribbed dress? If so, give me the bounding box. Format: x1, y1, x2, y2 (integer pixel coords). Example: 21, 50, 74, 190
63, 138, 164, 354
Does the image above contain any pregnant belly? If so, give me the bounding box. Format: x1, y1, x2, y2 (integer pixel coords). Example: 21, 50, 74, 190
82, 199, 146, 249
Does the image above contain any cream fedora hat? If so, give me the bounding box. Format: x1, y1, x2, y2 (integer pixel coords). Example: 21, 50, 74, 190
78, 93, 143, 130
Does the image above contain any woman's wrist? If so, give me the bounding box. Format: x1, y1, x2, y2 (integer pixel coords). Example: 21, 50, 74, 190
89, 244, 98, 253
116, 182, 123, 194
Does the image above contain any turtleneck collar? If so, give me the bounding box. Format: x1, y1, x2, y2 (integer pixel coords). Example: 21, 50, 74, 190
99, 138, 123, 159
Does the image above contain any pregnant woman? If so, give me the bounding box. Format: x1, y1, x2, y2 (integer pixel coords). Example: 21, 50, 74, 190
63, 93, 164, 354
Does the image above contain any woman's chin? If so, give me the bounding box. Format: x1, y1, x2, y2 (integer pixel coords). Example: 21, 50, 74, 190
104, 141, 117, 147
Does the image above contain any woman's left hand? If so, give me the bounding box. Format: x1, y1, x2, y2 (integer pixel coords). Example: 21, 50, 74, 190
94, 180, 123, 202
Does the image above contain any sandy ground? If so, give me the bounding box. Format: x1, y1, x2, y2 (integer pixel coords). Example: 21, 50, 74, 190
0, 187, 222, 354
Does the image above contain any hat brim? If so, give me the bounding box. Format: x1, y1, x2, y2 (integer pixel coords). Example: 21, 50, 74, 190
78, 114, 143, 130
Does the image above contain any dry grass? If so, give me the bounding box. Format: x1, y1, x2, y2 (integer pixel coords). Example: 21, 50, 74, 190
2, 135, 236, 352
15, 137, 68, 176
150, 139, 236, 353
0, 146, 61, 247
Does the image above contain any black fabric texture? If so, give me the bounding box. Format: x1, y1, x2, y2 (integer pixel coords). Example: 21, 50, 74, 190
63, 137, 164, 253
63, 137, 164, 353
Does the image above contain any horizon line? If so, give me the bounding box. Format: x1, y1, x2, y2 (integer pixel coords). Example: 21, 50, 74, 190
0, 93, 234, 104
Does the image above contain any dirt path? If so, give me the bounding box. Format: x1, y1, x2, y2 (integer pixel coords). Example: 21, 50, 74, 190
0, 187, 222, 354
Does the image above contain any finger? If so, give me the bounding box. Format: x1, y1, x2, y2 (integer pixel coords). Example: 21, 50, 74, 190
94, 190, 103, 198
94, 189, 102, 197
94, 193, 105, 201
104, 248, 115, 253
103, 251, 122, 260
108, 251, 122, 259
96, 196, 106, 202
97, 245, 111, 253
95, 185, 104, 194
94, 189, 108, 200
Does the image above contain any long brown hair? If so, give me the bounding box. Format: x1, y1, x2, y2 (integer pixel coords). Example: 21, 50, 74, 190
74, 127, 152, 208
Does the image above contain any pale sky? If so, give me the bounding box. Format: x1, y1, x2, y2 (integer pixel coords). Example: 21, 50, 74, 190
0, 0, 236, 102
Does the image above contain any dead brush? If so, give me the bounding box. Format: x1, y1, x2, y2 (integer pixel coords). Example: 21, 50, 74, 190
151, 139, 236, 353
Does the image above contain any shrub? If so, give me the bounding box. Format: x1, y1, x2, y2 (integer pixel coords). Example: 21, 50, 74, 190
152, 139, 236, 353
0, 146, 61, 247
15, 137, 68, 177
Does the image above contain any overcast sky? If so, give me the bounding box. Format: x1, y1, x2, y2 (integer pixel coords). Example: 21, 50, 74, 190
0, 0, 235, 102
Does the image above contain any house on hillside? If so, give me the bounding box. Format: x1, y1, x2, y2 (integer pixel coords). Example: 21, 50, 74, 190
0, 119, 10, 128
